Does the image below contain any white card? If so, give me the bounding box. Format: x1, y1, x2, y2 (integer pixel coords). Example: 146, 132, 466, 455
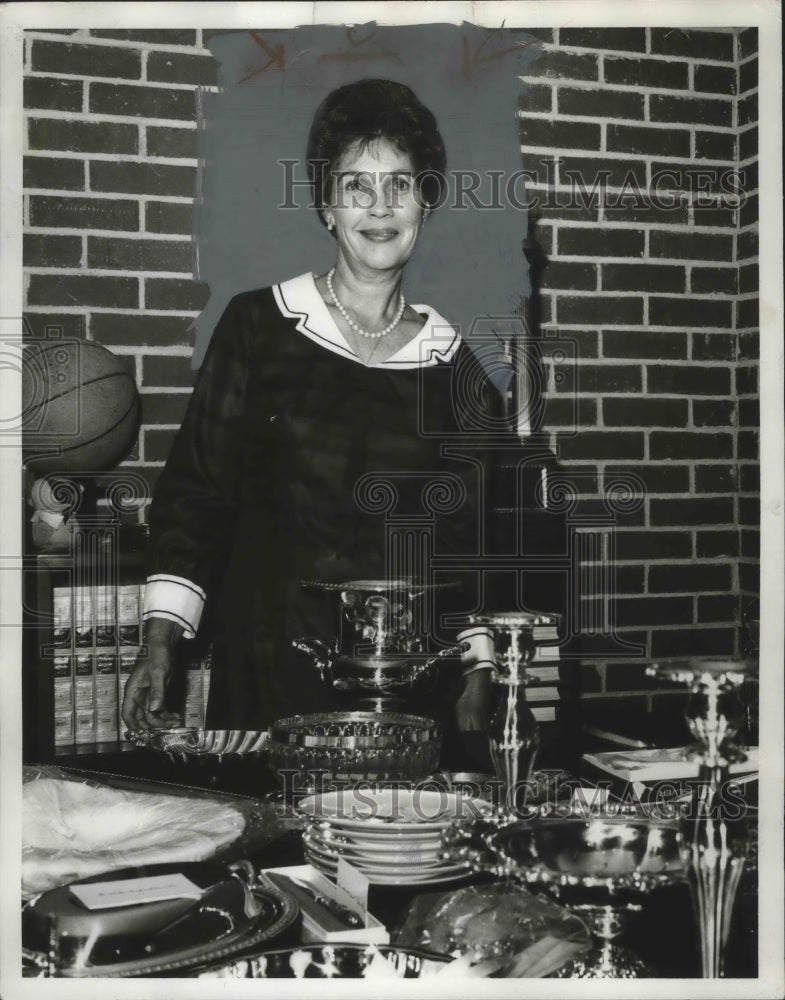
68, 873, 204, 910
336, 858, 369, 916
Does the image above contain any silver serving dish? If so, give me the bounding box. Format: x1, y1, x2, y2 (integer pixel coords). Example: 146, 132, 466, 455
195, 942, 451, 979
444, 812, 687, 978
265, 711, 442, 787
126, 728, 268, 762
294, 578, 463, 710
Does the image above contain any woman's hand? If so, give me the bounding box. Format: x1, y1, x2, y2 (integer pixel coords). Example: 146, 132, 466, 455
120, 617, 184, 732
455, 669, 494, 733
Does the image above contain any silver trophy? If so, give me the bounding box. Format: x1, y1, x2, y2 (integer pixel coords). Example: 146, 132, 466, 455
292, 579, 464, 711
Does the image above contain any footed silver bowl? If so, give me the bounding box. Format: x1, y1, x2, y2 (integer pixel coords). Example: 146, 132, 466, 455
444, 812, 688, 978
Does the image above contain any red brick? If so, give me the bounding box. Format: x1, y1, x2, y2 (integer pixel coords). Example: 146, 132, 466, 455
649, 297, 732, 328
558, 227, 644, 257
649, 433, 733, 461
606, 124, 690, 158
737, 332, 758, 361
144, 278, 209, 311
90, 161, 196, 198
613, 597, 694, 629
541, 396, 597, 427
736, 298, 758, 328
693, 205, 737, 228
737, 431, 758, 460
740, 530, 759, 559
738, 398, 759, 427
603, 397, 687, 427
739, 57, 757, 94
145, 201, 194, 235
690, 267, 737, 295
650, 29, 734, 62
602, 263, 685, 293
615, 530, 692, 561
557, 296, 643, 326
740, 464, 759, 493
23, 233, 82, 268
31, 39, 141, 79
558, 88, 644, 119
650, 627, 735, 659
646, 365, 730, 396
650, 230, 734, 262
695, 465, 737, 493
146, 126, 198, 159
29, 195, 139, 231
739, 563, 758, 593
697, 595, 738, 623
649, 497, 734, 526
602, 330, 687, 360
739, 193, 758, 230
142, 354, 196, 387
520, 116, 601, 150
739, 29, 758, 61
601, 199, 689, 227
27, 273, 138, 308
691, 332, 735, 362
694, 63, 737, 95
603, 56, 689, 90
651, 164, 738, 198
144, 427, 179, 462
140, 392, 191, 424
738, 264, 757, 296
696, 530, 738, 558
559, 28, 646, 51
28, 118, 138, 155
90, 82, 196, 121
147, 51, 217, 86
526, 51, 599, 81
88, 237, 194, 273
694, 131, 736, 162
24, 76, 83, 111
738, 92, 757, 127
559, 156, 646, 191
556, 431, 644, 461
605, 464, 691, 495
539, 260, 597, 290
737, 230, 758, 260
735, 366, 757, 395
23, 312, 86, 341
24, 156, 84, 191
555, 363, 642, 394
692, 399, 735, 427
612, 565, 645, 593
91, 313, 196, 348
519, 84, 552, 114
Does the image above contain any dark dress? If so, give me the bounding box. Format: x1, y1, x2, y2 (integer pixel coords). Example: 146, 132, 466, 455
146, 275, 507, 732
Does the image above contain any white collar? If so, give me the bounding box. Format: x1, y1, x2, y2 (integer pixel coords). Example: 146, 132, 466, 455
273, 272, 461, 369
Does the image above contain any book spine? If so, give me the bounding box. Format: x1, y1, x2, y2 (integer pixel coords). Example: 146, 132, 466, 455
73, 649, 95, 743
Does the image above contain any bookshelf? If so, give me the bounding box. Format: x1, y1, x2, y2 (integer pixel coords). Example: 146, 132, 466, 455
22, 526, 210, 766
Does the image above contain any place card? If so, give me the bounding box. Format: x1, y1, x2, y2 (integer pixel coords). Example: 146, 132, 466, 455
337, 858, 370, 915
68, 873, 204, 911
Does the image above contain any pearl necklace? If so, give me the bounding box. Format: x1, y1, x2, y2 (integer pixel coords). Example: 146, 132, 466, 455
326, 268, 406, 340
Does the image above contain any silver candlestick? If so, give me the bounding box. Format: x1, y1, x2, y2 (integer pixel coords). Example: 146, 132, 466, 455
647, 658, 754, 978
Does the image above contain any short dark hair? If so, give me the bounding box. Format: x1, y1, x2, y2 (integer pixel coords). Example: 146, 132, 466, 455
306, 79, 447, 228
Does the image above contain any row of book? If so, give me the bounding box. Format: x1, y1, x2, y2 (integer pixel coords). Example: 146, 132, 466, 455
51, 584, 210, 747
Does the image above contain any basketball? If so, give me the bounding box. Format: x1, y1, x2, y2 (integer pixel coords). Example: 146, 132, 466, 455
22, 339, 141, 474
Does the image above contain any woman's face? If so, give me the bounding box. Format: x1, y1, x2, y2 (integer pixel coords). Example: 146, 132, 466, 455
324, 138, 426, 275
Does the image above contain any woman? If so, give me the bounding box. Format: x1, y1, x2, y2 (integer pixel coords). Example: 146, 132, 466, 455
121, 79, 505, 750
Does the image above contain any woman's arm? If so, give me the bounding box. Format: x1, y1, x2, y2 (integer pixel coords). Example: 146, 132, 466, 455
122, 296, 257, 729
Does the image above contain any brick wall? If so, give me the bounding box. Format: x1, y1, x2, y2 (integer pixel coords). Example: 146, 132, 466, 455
22, 27, 760, 722
518, 27, 759, 716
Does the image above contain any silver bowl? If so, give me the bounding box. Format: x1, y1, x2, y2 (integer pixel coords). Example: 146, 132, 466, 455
195, 942, 451, 979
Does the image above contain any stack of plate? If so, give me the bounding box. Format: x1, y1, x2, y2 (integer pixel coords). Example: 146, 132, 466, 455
297, 788, 492, 886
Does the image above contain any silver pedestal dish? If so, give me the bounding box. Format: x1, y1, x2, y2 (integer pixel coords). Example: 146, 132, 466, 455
444, 812, 687, 978
293, 579, 462, 711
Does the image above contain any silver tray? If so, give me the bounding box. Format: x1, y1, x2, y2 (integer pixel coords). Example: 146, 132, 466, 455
126, 728, 269, 761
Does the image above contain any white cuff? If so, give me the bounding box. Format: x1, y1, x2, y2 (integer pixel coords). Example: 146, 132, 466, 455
142, 575, 206, 639
456, 626, 498, 676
